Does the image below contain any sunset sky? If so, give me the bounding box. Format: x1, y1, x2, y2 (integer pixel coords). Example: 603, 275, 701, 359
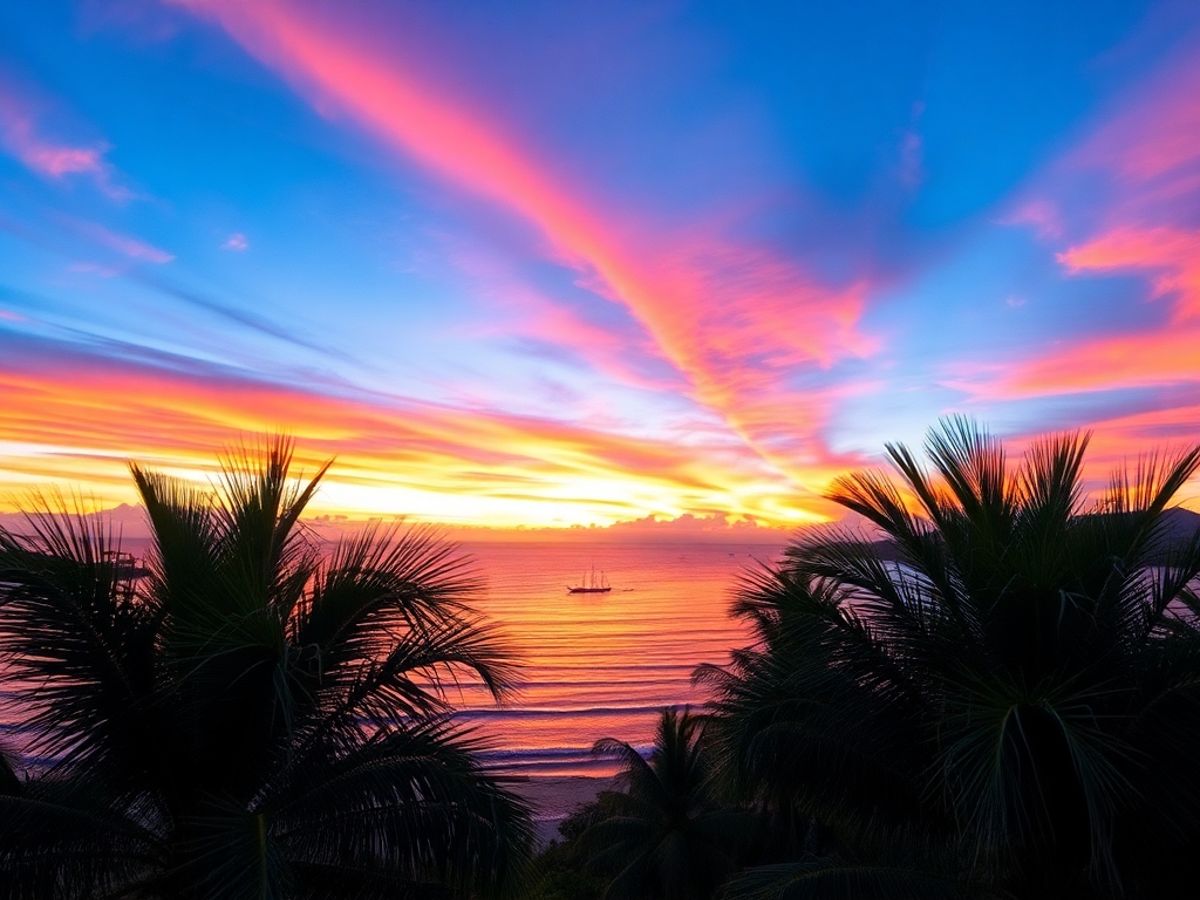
2, 0, 1199, 531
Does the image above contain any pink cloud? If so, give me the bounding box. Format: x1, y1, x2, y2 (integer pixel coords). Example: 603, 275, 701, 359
173, 0, 878, 487
946, 327, 1200, 401
946, 43, 1200, 409
948, 224, 1200, 402
998, 198, 1063, 240
222, 231, 249, 251
0, 81, 130, 200
64, 217, 175, 265
1073, 52, 1200, 188
22, 142, 105, 177
76, 222, 171, 264
1057, 226, 1200, 322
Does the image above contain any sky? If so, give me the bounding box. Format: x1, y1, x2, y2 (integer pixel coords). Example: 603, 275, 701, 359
1, 0, 1199, 533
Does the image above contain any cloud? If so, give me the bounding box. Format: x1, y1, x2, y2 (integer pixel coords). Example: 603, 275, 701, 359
997, 198, 1063, 240
223, 231, 249, 251
899, 129, 923, 189
0, 330, 823, 528
945, 47, 1200, 429
0, 77, 131, 200
172, 0, 879, 491
1057, 226, 1200, 322
126, 268, 355, 362
898, 101, 925, 189
63, 217, 175, 264
1072, 50, 1200, 189
3, 206, 347, 365
944, 225, 1200, 402
67, 261, 122, 278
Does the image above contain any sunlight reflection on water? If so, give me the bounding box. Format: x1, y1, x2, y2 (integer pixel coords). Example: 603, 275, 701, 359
456, 541, 780, 775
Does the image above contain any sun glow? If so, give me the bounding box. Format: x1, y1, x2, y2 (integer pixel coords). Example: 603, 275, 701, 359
1, 2, 1200, 533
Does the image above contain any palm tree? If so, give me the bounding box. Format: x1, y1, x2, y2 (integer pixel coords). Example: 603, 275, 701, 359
704, 418, 1200, 899
579, 707, 751, 899
0, 438, 532, 898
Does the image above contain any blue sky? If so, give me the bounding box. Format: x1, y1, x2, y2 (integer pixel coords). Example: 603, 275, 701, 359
2, 0, 1199, 528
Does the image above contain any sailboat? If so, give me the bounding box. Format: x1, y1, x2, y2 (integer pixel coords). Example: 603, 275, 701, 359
568, 566, 611, 594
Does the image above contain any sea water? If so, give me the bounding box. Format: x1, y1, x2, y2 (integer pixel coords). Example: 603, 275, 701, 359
458, 541, 779, 776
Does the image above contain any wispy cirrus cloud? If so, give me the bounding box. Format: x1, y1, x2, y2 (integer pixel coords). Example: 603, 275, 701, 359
1071, 49, 1200, 191
947, 41, 1200, 484
898, 101, 925, 189
997, 198, 1064, 240
2, 207, 352, 364
0, 77, 131, 200
62, 217, 175, 264
172, 0, 879, 491
127, 268, 355, 362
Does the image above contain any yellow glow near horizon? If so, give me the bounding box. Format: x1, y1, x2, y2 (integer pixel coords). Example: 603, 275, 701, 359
0, 361, 836, 531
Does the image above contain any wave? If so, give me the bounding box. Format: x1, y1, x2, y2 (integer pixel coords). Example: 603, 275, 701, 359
454, 703, 667, 720
478, 743, 652, 762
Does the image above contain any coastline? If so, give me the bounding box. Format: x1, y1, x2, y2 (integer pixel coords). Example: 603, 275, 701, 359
507, 775, 616, 847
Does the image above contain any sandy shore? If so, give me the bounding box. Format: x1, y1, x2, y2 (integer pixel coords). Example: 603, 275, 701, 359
506, 775, 616, 847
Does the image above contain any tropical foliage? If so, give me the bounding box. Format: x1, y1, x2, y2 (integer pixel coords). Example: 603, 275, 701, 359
0, 438, 531, 899
5, 420, 1200, 899
702, 418, 1200, 899
576, 707, 751, 899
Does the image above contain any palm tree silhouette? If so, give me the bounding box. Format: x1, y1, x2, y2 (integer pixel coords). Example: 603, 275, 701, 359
581, 707, 751, 899
0, 438, 532, 898
707, 418, 1200, 899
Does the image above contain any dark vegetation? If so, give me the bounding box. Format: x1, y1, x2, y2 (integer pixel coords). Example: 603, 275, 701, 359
0, 439, 531, 898
3, 420, 1200, 899
542, 419, 1200, 899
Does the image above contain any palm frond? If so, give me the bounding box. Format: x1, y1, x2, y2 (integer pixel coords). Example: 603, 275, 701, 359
271, 720, 533, 897
0, 778, 162, 900
212, 436, 330, 622
1, 435, 533, 897
0, 500, 158, 780
295, 613, 519, 756
923, 416, 1013, 530
295, 522, 483, 654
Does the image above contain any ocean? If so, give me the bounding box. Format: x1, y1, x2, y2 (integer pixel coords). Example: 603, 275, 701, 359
458, 541, 782, 776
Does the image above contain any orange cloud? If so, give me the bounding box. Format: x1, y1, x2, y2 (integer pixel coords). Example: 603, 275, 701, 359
0, 336, 833, 528
947, 329, 1200, 400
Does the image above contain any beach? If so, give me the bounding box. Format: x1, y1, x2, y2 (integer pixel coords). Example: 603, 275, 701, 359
508, 775, 616, 846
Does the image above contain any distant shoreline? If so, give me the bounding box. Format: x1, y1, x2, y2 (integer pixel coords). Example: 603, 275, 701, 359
506, 775, 615, 847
